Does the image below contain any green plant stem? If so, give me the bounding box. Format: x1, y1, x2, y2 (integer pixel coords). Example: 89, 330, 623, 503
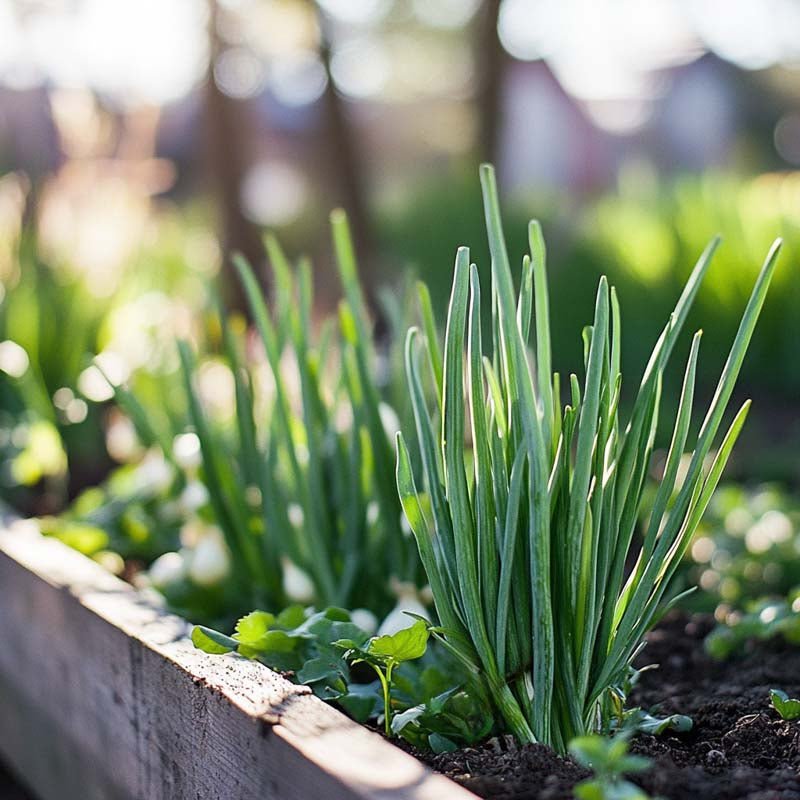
371, 663, 394, 737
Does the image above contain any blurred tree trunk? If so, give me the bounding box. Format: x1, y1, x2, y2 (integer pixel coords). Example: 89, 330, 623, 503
313, 5, 384, 330
476, 0, 505, 167
205, 0, 262, 310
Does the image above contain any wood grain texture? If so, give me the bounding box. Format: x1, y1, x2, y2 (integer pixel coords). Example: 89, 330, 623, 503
0, 522, 476, 800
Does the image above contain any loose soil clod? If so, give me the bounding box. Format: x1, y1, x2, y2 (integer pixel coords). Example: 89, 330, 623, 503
417, 612, 800, 799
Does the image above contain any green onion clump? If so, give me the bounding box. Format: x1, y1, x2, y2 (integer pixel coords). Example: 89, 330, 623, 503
177, 212, 417, 614
396, 164, 781, 751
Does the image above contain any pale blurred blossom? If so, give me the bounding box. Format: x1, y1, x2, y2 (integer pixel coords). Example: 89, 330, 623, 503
0, 340, 29, 378
351, 608, 378, 635
724, 506, 753, 537
179, 481, 209, 514
135, 450, 173, 494
283, 559, 315, 603
78, 364, 115, 403
149, 551, 188, 590
691, 536, 715, 564
188, 526, 231, 586
173, 432, 202, 471
745, 510, 793, 554
288, 503, 305, 528
105, 409, 143, 463
377, 579, 429, 637
366, 501, 380, 527
197, 359, 237, 421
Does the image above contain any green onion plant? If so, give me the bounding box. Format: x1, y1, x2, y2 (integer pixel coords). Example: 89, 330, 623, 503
396, 164, 781, 751
177, 212, 417, 614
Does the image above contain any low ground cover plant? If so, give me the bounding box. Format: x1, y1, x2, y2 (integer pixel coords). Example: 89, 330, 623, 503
192, 606, 487, 750
396, 165, 780, 751
677, 482, 800, 613
671, 482, 800, 660
705, 597, 800, 659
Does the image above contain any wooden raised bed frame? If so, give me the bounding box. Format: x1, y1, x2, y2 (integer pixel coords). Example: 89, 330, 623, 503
0, 522, 476, 800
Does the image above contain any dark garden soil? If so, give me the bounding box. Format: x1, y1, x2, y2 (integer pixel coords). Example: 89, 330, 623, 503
413, 612, 800, 799
0, 761, 32, 800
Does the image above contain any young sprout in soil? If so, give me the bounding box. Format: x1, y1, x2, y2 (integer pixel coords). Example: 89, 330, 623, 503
335, 617, 430, 736
177, 212, 417, 614
769, 689, 800, 720
569, 734, 653, 800
396, 163, 781, 752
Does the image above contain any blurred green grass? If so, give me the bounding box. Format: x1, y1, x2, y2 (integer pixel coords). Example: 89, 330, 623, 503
3, 167, 799, 519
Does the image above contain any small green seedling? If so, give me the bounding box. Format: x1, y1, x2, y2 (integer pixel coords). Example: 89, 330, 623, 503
615, 708, 692, 737
769, 689, 800, 721
605, 667, 692, 738
336, 618, 430, 736
569, 734, 653, 800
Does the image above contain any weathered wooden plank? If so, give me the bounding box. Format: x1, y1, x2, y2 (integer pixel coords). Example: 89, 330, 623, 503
0, 521, 475, 800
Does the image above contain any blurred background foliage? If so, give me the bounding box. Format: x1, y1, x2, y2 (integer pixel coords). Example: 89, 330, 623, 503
1, 0, 800, 624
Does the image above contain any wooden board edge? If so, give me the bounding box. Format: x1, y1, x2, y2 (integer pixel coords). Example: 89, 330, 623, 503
0, 520, 476, 800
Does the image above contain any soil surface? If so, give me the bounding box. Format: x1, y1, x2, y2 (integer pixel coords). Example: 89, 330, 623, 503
416, 612, 800, 799
0, 761, 32, 800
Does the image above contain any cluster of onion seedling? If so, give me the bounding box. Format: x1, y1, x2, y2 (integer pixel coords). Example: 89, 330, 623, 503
396, 165, 780, 750
174, 213, 419, 615
171, 165, 781, 753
